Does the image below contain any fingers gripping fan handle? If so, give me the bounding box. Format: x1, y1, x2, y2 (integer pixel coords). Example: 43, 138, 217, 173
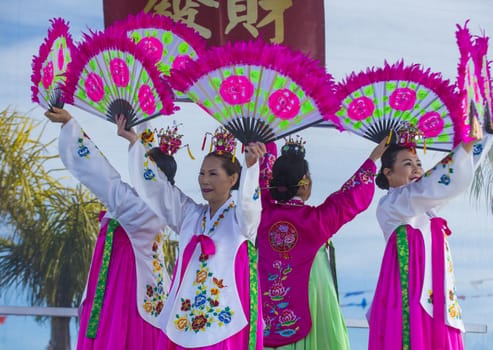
169, 40, 341, 145
31, 17, 76, 111
63, 31, 177, 129
333, 61, 464, 152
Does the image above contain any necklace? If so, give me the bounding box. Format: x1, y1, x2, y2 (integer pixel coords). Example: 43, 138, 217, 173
201, 201, 235, 235
278, 198, 304, 207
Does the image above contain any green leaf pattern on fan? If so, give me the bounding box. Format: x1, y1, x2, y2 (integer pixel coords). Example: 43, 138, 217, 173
128, 28, 197, 98
336, 80, 455, 148
38, 36, 72, 108
184, 64, 321, 143
73, 49, 164, 121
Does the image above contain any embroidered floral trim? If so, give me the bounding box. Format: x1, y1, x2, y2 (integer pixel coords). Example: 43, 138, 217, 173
424, 152, 455, 186
253, 187, 260, 200
473, 142, 483, 156
143, 154, 156, 181
201, 202, 235, 236
263, 259, 300, 339
173, 202, 237, 333
143, 232, 168, 317
173, 255, 234, 333
77, 134, 90, 158
447, 288, 462, 320
341, 168, 374, 191
427, 289, 434, 305
140, 128, 155, 149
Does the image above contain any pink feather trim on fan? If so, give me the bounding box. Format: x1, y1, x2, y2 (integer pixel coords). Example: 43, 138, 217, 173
455, 20, 492, 134
472, 34, 492, 104
62, 30, 176, 119
31, 17, 76, 105
334, 60, 464, 150
169, 39, 341, 126
108, 11, 207, 59
455, 21, 474, 95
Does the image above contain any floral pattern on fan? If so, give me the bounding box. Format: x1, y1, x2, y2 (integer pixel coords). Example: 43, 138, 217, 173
62, 31, 177, 128
31, 18, 77, 110
108, 12, 207, 99
170, 40, 341, 144
333, 61, 464, 151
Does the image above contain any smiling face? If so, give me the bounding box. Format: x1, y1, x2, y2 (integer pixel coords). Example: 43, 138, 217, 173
383, 148, 424, 188
198, 155, 239, 208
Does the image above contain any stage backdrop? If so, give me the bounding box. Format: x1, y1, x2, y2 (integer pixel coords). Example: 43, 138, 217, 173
103, 0, 325, 66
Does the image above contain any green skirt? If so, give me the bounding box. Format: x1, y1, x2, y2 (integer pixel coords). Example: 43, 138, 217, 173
265, 246, 350, 350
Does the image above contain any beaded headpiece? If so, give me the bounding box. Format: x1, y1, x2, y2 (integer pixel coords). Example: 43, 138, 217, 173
202, 126, 237, 156
281, 135, 306, 158
156, 122, 183, 156
387, 122, 425, 152
140, 121, 194, 159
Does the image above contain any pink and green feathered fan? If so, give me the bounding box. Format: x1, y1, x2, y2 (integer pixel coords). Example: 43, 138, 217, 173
456, 21, 493, 133
31, 18, 76, 110
108, 12, 207, 101
62, 31, 177, 129
169, 40, 341, 144
330, 61, 464, 151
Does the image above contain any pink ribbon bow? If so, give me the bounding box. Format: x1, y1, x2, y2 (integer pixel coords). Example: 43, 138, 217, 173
190, 234, 216, 256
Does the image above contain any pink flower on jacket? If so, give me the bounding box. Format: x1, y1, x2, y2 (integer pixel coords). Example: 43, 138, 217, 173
278, 309, 299, 326
268, 282, 289, 301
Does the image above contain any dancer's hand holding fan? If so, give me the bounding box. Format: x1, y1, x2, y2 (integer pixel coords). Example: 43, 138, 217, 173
108, 12, 207, 100
169, 40, 341, 144
332, 61, 465, 151
62, 31, 177, 129
31, 18, 76, 111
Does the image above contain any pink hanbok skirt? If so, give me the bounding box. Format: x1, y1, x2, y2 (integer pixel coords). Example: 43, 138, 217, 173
368, 228, 463, 349
77, 221, 168, 349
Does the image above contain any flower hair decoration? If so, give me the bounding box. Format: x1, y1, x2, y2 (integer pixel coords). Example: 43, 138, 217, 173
281, 135, 306, 158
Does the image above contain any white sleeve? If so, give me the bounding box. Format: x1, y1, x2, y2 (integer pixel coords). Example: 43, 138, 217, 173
384, 144, 475, 217
128, 140, 198, 233
236, 160, 261, 242
58, 118, 165, 236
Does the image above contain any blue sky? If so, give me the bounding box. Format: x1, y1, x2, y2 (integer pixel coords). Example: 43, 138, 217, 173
1, 0, 493, 349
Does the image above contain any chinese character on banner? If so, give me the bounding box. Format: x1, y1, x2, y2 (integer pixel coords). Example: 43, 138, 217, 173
102, 0, 326, 66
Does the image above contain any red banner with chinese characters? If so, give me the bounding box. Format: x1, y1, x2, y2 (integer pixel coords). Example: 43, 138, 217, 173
103, 0, 325, 66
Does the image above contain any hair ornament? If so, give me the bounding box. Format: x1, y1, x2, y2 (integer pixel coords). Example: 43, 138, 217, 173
297, 177, 310, 187
281, 135, 306, 158
155, 121, 195, 159
387, 121, 426, 154
202, 126, 238, 161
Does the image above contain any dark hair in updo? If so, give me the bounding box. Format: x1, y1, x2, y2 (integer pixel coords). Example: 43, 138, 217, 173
269, 153, 309, 201
375, 144, 410, 190
205, 152, 242, 190
148, 147, 177, 185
